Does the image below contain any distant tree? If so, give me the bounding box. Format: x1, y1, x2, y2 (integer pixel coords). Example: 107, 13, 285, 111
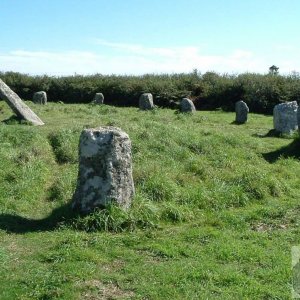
269, 65, 279, 75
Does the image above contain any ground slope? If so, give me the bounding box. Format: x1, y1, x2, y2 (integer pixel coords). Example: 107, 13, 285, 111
0, 102, 299, 299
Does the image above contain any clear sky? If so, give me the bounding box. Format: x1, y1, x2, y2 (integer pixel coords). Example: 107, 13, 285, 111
0, 0, 299, 75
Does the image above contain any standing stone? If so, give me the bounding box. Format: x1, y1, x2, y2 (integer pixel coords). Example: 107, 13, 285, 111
298, 106, 300, 132
180, 98, 196, 113
93, 93, 104, 104
235, 100, 249, 124
139, 93, 154, 110
0, 78, 44, 125
72, 126, 135, 213
273, 101, 298, 134
33, 91, 47, 105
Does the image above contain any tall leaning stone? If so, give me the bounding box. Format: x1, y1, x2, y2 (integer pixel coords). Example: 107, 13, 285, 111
0, 79, 44, 125
72, 126, 135, 213
235, 100, 249, 124
139, 93, 154, 110
180, 98, 196, 113
33, 91, 47, 104
273, 101, 298, 134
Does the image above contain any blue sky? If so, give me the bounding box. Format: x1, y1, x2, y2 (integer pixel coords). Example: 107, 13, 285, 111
0, 0, 299, 75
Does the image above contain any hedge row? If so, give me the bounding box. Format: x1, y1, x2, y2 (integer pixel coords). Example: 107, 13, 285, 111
1, 71, 300, 114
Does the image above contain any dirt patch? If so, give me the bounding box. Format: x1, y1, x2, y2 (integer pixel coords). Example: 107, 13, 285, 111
136, 249, 168, 264
80, 279, 135, 300
250, 206, 300, 232
251, 222, 288, 232
101, 260, 125, 273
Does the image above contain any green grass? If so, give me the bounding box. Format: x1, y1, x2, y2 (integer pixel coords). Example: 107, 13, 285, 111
0, 101, 299, 299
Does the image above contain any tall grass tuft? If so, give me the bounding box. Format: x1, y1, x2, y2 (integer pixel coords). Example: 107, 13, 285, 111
48, 129, 80, 164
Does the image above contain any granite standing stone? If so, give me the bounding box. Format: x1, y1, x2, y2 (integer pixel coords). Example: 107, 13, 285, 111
33, 91, 47, 105
273, 101, 298, 134
139, 93, 154, 110
0, 78, 44, 125
298, 106, 300, 132
72, 126, 135, 213
180, 98, 196, 113
93, 93, 104, 104
235, 100, 249, 124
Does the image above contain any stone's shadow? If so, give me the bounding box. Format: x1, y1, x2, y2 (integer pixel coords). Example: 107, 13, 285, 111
252, 129, 281, 138
230, 120, 247, 125
262, 139, 300, 163
1, 115, 32, 125
0, 202, 80, 234
2, 115, 22, 124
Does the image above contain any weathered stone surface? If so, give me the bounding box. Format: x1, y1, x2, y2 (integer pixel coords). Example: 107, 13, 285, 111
235, 100, 249, 124
139, 93, 154, 110
273, 101, 298, 134
180, 98, 196, 113
72, 126, 135, 213
0, 79, 44, 125
298, 106, 300, 132
93, 93, 104, 104
33, 91, 47, 105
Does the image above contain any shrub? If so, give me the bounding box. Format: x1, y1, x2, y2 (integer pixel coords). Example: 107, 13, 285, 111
1, 70, 299, 113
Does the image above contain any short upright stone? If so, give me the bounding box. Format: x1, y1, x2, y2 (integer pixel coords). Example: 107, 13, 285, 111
93, 93, 104, 104
235, 100, 249, 124
33, 91, 47, 105
180, 98, 196, 113
273, 101, 298, 134
139, 93, 154, 110
72, 126, 135, 213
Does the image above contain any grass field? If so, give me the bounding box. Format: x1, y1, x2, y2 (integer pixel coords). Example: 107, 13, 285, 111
0, 101, 299, 299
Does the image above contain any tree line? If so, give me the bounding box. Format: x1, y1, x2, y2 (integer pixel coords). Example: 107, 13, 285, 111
1, 70, 300, 114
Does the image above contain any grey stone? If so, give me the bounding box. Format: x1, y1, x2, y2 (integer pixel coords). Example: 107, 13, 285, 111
298, 106, 300, 132
139, 93, 154, 110
0, 78, 44, 125
235, 100, 249, 124
93, 93, 104, 104
180, 98, 196, 113
273, 101, 298, 134
33, 91, 47, 104
72, 126, 135, 213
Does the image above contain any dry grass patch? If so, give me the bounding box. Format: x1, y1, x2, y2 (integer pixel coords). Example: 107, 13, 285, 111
80, 279, 135, 300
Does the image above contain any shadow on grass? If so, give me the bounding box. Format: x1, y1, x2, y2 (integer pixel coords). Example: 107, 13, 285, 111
1, 115, 33, 125
230, 120, 247, 125
263, 138, 300, 163
252, 129, 282, 138
0, 203, 79, 234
